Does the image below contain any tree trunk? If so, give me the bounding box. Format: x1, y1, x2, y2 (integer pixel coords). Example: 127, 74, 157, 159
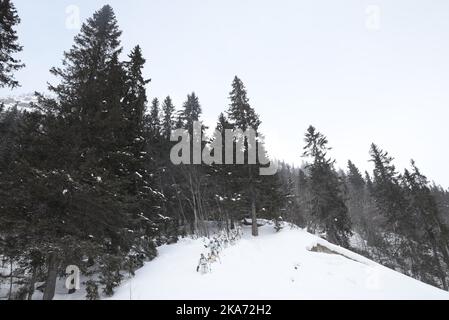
230, 218, 235, 231
8, 261, 13, 300
43, 253, 58, 301
248, 164, 258, 237
27, 266, 38, 300
251, 197, 258, 237
172, 176, 187, 230
189, 174, 200, 236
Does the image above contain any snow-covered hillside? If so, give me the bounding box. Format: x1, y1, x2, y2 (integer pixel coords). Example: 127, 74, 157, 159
0, 94, 37, 112
53, 225, 449, 300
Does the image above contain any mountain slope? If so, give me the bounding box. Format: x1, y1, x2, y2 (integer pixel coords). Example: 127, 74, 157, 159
0, 94, 36, 111
97, 225, 449, 300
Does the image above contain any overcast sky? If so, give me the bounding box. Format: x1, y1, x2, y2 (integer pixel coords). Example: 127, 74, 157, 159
2, 0, 449, 187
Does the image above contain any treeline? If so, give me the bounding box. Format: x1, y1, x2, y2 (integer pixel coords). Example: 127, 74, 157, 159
0, 3, 448, 299
277, 141, 449, 290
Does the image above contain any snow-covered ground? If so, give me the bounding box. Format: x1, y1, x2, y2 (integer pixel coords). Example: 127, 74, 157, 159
57, 225, 448, 300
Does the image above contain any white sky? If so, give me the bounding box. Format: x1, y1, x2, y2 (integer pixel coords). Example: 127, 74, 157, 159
2, 0, 449, 188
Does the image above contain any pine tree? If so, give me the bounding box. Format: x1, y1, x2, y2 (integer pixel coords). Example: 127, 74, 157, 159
26, 5, 161, 299
346, 160, 366, 230
123, 45, 163, 265
161, 96, 175, 140
149, 98, 161, 135
226, 76, 262, 236
347, 160, 365, 190
124, 45, 149, 142
178, 92, 207, 165
207, 113, 243, 231
368, 145, 425, 274
369, 144, 409, 233
302, 126, 352, 248
0, 0, 24, 88
228, 76, 261, 131
179, 92, 202, 130
402, 161, 449, 289
173, 93, 210, 236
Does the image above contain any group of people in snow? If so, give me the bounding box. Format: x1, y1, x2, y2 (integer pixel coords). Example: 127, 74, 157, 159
196, 227, 243, 275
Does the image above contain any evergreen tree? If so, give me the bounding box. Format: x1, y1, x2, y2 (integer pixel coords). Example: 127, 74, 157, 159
124, 45, 150, 142
148, 98, 161, 135
369, 144, 409, 233
226, 76, 262, 236
0, 0, 24, 88
302, 126, 352, 248
402, 161, 449, 289
368, 145, 425, 275
346, 160, 366, 230
161, 96, 175, 140
123, 45, 163, 266
207, 113, 238, 229
23, 5, 162, 299
227, 76, 261, 131
347, 160, 365, 191
179, 93, 202, 130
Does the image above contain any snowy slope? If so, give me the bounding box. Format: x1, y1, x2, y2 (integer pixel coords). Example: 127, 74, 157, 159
95, 225, 449, 300
0, 94, 36, 112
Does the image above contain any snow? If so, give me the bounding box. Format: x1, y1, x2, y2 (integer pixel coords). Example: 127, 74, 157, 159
0, 94, 37, 112
98, 226, 449, 300
135, 172, 143, 179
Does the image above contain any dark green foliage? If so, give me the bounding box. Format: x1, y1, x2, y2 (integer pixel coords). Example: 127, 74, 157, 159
0, 5, 165, 299
228, 76, 261, 131
225, 76, 284, 236
99, 254, 123, 297
0, 0, 24, 88
161, 96, 175, 140
85, 280, 99, 300
369, 144, 409, 231
179, 93, 202, 130
302, 126, 352, 248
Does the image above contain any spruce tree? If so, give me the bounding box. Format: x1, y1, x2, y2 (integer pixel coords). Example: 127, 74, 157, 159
149, 98, 161, 135
207, 113, 242, 231
226, 76, 262, 236
346, 160, 366, 230
402, 161, 449, 289
302, 126, 352, 248
179, 92, 202, 130
369, 144, 409, 232
27, 5, 161, 299
368, 145, 424, 274
228, 76, 261, 131
124, 45, 149, 142
161, 96, 175, 140
347, 160, 365, 190
0, 0, 24, 88
123, 45, 163, 265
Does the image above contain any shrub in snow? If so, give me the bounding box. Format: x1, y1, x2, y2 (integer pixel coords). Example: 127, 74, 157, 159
99, 255, 124, 297
85, 280, 99, 300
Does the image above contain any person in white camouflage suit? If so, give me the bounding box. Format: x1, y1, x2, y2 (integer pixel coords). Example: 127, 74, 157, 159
197, 253, 210, 274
